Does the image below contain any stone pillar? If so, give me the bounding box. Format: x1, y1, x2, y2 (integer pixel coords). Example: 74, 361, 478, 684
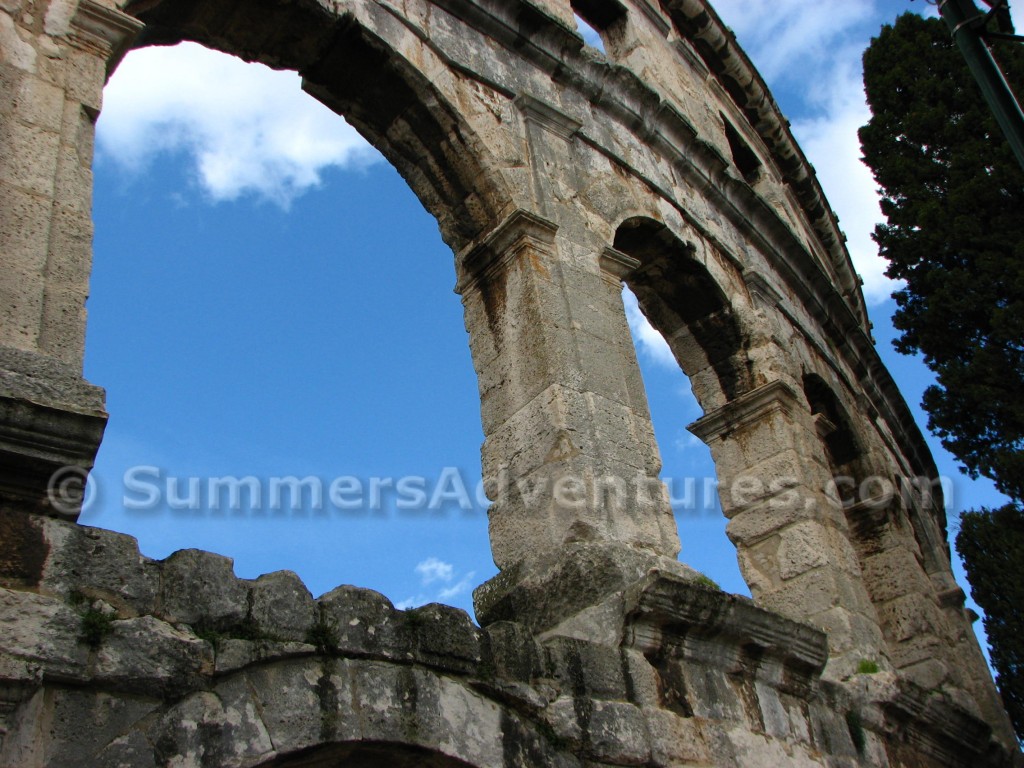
0, 1, 140, 518
885, 491, 1018, 744
461, 210, 685, 625
689, 380, 888, 676
462, 210, 692, 630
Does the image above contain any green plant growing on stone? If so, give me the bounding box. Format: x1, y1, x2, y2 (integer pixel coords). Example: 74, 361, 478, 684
231, 616, 265, 642
195, 626, 225, 651
403, 606, 428, 628
694, 574, 721, 590
306, 614, 340, 655
79, 607, 115, 649
856, 659, 880, 675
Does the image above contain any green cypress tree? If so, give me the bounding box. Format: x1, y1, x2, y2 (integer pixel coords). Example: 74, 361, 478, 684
956, 506, 1024, 740
861, 12, 1024, 741
859, 13, 1024, 502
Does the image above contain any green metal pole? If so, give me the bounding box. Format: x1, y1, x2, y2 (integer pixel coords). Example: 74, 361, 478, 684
938, 0, 1024, 170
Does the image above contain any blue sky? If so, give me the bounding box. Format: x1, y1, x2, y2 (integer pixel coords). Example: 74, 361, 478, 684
80, 0, 1020, 629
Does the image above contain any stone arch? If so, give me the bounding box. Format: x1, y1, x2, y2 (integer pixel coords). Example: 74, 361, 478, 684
253, 741, 480, 767
122, 0, 513, 252
611, 215, 754, 409
802, 373, 869, 485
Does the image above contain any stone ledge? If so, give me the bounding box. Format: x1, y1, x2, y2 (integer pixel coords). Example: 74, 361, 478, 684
0, 383, 106, 521
622, 569, 829, 677
0, 347, 105, 413
473, 541, 699, 634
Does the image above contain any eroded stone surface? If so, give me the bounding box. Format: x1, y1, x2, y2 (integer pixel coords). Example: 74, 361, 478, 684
0, 520, 1015, 767
0, 0, 1019, 764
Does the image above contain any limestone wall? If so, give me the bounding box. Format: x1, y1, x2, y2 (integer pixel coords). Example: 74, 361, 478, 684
2, 516, 1010, 767
0, 0, 1019, 764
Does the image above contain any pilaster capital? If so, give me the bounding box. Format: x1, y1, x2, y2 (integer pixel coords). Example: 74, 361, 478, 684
599, 247, 640, 285
687, 379, 801, 443
70, 0, 143, 75
515, 94, 582, 140
456, 208, 558, 293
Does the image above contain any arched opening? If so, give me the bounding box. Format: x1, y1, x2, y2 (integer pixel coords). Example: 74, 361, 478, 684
127, 0, 509, 251
571, 0, 627, 54
801, 373, 961, 680
613, 217, 754, 593
254, 740, 480, 768
614, 217, 753, 405
81, 3, 514, 613
803, 373, 866, 483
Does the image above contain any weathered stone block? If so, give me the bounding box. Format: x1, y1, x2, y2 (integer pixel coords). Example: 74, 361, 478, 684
586, 700, 651, 764
17, 689, 157, 768
0, 119, 60, 197
148, 689, 273, 767
860, 547, 933, 605
317, 584, 400, 657
0, 588, 87, 679
646, 709, 712, 766
248, 570, 316, 643
245, 658, 337, 754
38, 519, 159, 616
92, 615, 211, 696
158, 549, 248, 630
776, 520, 832, 580
481, 620, 543, 682
544, 636, 629, 700
13, 74, 63, 131
402, 602, 481, 674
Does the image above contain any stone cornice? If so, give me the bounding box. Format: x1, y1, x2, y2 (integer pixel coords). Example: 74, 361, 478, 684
623, 570, 829, 676
70, 0, 143, 74
687, 379, 800, 443
598, 247, 640, 285
658, 0, 864, 317
456, 208, 558, 293
515, 94, 582, 140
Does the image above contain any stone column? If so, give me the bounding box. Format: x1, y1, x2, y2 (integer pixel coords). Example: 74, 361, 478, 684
0, 1, 140, 519
689, 380, 888, 676
461, 210, 684, 624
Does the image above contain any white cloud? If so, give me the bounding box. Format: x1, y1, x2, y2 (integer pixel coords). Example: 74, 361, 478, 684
711, 1, 898, 304
394, 596, 423, 611
414, 556, 454, 586
789, 55, 895, 304
397, 558, 474, 609
437, 572, 475, 601
97, 42, 378, 207
711, 0, 874, 85
623, 287, 676, 369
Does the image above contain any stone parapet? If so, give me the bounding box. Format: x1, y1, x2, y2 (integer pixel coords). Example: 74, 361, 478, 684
0, 518, 1016, 767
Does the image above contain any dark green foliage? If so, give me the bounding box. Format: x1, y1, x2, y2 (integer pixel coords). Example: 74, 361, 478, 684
79, 607, 115, 648
859, 13, 1024, 502
856, 659, 879, 675
956, 505, 1024, 741
306, 613, 340, 655
194, 618, 268, 652
694, 574, 721, 590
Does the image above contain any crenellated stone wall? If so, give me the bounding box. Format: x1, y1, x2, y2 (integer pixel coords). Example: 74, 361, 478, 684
0, 0, 1019, 764
1, 516, 1010, 767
